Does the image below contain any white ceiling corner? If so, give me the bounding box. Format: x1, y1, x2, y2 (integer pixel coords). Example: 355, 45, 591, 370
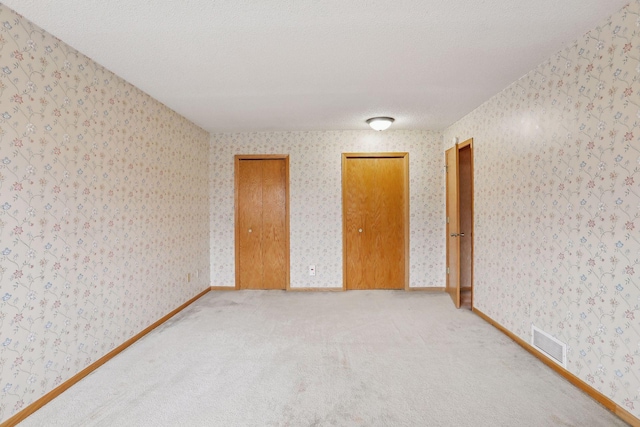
2, 0, 630, 133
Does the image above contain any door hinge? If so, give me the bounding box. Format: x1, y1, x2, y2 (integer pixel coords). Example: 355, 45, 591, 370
445, 164, 448, 172
446, 267, 450, 274
446, 216, 449, 224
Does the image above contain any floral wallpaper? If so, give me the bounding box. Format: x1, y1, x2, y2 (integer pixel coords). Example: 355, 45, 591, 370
444, 0, 640, 418
209, 131, 444, 288
0, 5, 210, 424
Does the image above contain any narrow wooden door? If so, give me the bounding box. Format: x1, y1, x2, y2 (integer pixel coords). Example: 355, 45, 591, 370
343, 153, 408, 290
238, 159, 264, 288
236, 156, 289, 290
445, 146, 461, 307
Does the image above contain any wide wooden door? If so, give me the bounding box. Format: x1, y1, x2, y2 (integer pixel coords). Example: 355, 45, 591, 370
236, 156, 289, 290
445, 146, 461, 307
343, 153, 408, 290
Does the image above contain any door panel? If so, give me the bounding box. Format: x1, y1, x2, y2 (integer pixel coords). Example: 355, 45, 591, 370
445, 146, 461, 307
375, 157, 404, 289
344, 158, 370, 289
344, 155, 407, 290
238, 160, 263, 289
261, 159, 287, 289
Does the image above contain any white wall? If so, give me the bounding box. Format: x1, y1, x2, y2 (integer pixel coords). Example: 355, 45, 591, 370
210, 130, 444, 288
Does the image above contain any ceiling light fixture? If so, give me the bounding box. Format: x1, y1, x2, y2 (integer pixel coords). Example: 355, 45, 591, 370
366, 117, 395, 131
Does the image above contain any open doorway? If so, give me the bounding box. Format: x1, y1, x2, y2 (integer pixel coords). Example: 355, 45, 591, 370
445, 139, 474, 309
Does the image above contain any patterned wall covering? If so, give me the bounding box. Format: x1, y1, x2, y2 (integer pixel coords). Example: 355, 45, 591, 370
0, 5, 210, 423
209, 131, 444, 288
444, 1, 640, 417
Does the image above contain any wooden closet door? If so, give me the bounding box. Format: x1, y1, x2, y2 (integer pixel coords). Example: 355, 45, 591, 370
343, 154, 407, 290
261, 159, 287, 289
237, 160, 264, 289
236, 157, 288, 290
373, 157, 405, 289
344, 158, 373, 289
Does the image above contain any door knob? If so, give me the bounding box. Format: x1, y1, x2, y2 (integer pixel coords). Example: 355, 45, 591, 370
248, 229, 252, 233
358, 228, 363, 233
460, 233, 465, 237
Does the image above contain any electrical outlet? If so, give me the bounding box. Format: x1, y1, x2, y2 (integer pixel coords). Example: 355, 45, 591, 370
308, 265, 316, 276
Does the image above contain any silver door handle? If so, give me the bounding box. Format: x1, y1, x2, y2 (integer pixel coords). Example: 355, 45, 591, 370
460, 233, 465, 237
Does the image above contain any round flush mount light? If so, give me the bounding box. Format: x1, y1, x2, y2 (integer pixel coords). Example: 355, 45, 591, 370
366, 117, 395, 131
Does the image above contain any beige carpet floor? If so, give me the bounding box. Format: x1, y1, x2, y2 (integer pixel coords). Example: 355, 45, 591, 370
18, 291, 629, 426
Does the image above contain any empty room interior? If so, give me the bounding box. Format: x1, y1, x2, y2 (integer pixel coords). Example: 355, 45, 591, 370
0, 0, 639, 426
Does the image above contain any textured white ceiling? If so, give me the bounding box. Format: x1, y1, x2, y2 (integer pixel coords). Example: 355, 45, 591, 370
3, 0, 629, 132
